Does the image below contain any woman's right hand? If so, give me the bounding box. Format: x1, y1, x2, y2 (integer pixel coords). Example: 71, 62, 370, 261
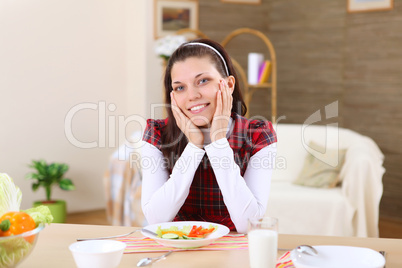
171, 92, 204, 148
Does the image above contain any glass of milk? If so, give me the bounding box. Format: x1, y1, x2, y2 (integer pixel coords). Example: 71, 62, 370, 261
248, 217, 278, 268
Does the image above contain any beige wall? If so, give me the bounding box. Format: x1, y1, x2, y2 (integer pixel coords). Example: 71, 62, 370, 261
0, 0, 163, 212
198, 0, 402, 221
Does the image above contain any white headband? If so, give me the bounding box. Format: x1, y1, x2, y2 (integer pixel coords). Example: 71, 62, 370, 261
183, 42, 229, 77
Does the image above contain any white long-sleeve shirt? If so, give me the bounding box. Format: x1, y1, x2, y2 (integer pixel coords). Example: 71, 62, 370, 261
141, 132, 276, 234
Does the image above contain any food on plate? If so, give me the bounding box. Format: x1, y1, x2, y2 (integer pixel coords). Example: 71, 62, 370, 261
156, 224, 217, 240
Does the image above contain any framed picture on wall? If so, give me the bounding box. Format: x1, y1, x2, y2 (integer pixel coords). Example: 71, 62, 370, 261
154, 0, 199, 39
347, 0, 393, 13
221, 0, 261, 4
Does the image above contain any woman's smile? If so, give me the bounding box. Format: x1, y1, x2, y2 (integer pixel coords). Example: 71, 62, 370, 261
188, 103, 210, 114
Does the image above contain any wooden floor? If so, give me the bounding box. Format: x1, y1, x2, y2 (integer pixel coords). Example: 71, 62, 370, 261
66, 209, 402, 239
66, 209, 110, 225
378, 216, 402, 239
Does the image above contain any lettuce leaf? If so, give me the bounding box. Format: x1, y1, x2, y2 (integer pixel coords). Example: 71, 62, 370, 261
181, 225, 192, 234
23, 206, 53, 227
0, 236, 32, 267
0, 173, 22, 216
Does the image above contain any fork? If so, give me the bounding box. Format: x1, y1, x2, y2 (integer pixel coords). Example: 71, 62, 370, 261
76, 228, 157, 241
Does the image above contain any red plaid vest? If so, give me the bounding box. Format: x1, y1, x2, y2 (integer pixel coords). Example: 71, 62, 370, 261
142, 113, 277, 231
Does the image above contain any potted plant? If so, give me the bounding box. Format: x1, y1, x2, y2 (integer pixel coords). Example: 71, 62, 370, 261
26, 160, 75, 223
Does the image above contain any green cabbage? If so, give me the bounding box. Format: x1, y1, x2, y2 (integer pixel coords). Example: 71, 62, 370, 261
0, 236, 33, 267
23, 206, 53, 227
0, 174, 22, 216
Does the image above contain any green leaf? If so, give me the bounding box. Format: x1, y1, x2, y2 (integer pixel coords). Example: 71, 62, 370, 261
59, 179, 75, 191
34, 160, 47, 175
59, 164, 69, 174
160, 55, 170, 61
26, 172, 38, 180
48, 163, 59, 178
32, 183, 40, 191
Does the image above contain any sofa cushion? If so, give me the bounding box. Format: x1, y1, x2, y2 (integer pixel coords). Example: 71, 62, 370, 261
272, 123, 347, 183
292, 141, 347, 188
265, 181, 355, 236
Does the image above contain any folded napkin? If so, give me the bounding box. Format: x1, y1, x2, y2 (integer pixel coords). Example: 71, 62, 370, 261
118, 235, 249, 253
276, 251, 295, 268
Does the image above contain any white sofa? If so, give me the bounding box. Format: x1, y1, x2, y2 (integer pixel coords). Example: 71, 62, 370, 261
265, 123, 385, 237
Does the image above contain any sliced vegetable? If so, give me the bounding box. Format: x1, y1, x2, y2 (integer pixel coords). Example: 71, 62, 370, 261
161, 233, 179, 239
156, 224, 217, 240
182, 235, 202, 240
188, 225, 215, 238
161, 230, 186, 238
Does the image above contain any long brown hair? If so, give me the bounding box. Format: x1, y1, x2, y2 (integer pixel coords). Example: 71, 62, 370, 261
161, 39, 247, 167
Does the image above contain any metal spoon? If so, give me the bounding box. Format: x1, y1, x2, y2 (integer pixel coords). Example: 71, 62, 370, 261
137, 251, 173, 267
295, 245, 318, 256
76, 228, 157, 241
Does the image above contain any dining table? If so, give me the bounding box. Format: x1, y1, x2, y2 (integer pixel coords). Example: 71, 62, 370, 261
20, 223, 402, 268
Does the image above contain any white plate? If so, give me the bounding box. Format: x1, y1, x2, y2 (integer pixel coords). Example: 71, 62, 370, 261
141, 221, 230, 249
291, 245, 385, 268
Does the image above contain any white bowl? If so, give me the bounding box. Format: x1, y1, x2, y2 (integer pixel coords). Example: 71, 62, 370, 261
69, 240, 126, 268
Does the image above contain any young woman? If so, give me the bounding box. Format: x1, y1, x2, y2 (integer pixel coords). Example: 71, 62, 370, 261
141, 39, 277, 233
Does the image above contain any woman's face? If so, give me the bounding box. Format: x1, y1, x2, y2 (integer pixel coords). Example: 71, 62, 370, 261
171, 56, 228, 128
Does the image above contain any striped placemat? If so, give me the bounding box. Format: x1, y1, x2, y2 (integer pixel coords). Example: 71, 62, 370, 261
118, 235, 294, 267
117, 235, 248, 253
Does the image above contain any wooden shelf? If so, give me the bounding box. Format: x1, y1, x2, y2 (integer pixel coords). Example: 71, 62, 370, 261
221, 28, 277, 122
249, 83, 272, 88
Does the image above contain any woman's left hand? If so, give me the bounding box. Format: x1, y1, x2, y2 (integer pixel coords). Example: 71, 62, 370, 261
210, 79, 233, 142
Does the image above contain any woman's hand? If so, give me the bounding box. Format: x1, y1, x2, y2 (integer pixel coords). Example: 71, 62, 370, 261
171, 92, 204, 148
210, 80, 233, 142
